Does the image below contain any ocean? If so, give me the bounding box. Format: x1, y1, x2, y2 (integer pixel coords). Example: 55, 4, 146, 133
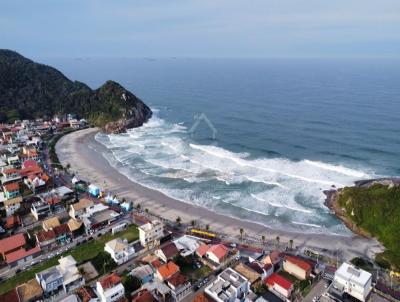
46, 57, 400, 234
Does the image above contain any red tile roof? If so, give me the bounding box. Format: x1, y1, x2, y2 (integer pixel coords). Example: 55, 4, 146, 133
54, 224, 70, 236
36, 230, 56, 242
265, 273, 293, 291
22, 160, 39, 169
0, 233, 26, 254
0, 288, 19, 302
196, 244, 209, 257
157, 261, 180, 280
3, 168, 19, 175
132, 289, 156, 302
285, 255, 312, 272
207, 244, 228, 260
160, 242, 179, 259
4, 182, 20, 192
99, 273, 121, 290
5, 215, 21, 229
167, 272, 188, 288
5, 246, 41, 264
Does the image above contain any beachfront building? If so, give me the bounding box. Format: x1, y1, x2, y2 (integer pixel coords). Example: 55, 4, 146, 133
69, 198, 94, 219
205, 244, 229, 265
330, 262, 372, 302
261, 250, 282, 271
283, 255, 312, 280
139, 219, 163, 248
265, 273, 294, 300
96, 273, 125, 302
31, 199, 51, 220
57, 255, 85, 292
104, 237, 135, 265
205, 268, 250, 302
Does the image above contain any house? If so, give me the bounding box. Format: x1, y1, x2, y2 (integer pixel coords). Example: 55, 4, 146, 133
36, 266, 64, 295
31, 199, 51, 220
247, 261, 273, 281
54, 223, 72, 244
130, 265, 154, 284
53, 186, 74, 201
156, 261, 180, 282
205, 244, 229, 264
6, 245, 41, 266
82, 209, 120, 233
57, 255, 85, 292
139, 219, 163, 248
265, 273, 294, 300
1, 167, 21, 184
69, 198, 94, 219
104, 237, 135, 265
3, 182, 20, 199
96, 273, 125, 302
67, 218, 84, 237
155, 242, 179, 262
331, 262, 372, 302
42, 216, 61, 231
4, 214, 21, 229
16, 278, 44, 302
261, 250, 282, 270
0, 232, 26, 259
4, 196, 23, 216
173, 235, 201, 257
283, 255, 312, 280
35, 229, 57, 249
233, 262, 260, 284
205, 268, 250, 302
0, 288, 19, 302
131, 289, 157, 302
166, 272, 191, 301
142, 279, 173, 301
196, 244, 209, 258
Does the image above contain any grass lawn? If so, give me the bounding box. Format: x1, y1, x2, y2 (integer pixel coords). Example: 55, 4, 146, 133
277, 270, 312, 295
0, 224, 139, 294
277, 270, 298, 283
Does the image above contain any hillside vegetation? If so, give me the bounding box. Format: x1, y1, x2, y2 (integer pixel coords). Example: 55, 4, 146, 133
337, 184, 400, 269
0, 49, 151, 132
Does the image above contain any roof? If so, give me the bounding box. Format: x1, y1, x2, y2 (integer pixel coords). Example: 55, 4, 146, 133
0, 233, 26, 254
248, 261, 267, 275
106, 238, 128, 252
54, 223, 70, 236
265, 273, 293, 291
160, 242, 179, 259
6, 246, 41, 264
132, 289, 157, 302
5, 215, 21, 229
99, 273, 121, 290
335, 262, 372, 287
4, 182, 19, 192
3, 196, 23, 206
3, 168, 19, 175
22, 160, 39, 169
131, 265, 154, 279
285, 255, 312, 272
71, 198, 93, 211
196, 244, 209, 257
42, 216, 61, 230
67, 218, 83, 232
0, 288, 19, 302
36, 229, 56, 242
78, 286, 97, 302
157, 261, 180, 280
193, 293, 214, 302
234, 263, 260, 283
261, 250, 281, 264
207, 244, 228, 260
16, 279, 43, 302
167, 272, 188, 288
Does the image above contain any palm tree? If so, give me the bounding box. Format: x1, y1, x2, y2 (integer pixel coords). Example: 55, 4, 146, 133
205, 224, 210, 231
136, 203, 141, 211
275, 236, 280, 248
289, 239, 294, 250
65, 163, 71, 173
239, 228, 244, 241
191, 220, 196, 228
145, 208, 149, 216
261, 235, 266, 246
176, 216, 181, 226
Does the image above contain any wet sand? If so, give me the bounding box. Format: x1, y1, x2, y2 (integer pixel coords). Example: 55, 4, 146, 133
56, 127, 384, 261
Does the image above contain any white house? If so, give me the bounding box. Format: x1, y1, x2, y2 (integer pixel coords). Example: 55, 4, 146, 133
57, 255, 85, 293
205, 268, 250, 302
139, 219, 163, 248
96, 273, 125, 302
332, 262, 372, 302
104, 238, 135, 265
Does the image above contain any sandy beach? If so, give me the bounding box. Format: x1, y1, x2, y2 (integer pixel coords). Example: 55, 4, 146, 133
56, 127, 384, 261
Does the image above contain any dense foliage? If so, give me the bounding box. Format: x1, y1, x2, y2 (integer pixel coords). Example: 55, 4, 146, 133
0, 49, 151, 128
337, 184, 400, 269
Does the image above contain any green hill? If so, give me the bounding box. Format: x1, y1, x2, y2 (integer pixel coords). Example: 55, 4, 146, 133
0, 49, 152, 132
337, 183, 400, 269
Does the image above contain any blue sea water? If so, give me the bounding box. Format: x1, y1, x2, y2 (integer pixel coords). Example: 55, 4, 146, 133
46, 57, 400, 234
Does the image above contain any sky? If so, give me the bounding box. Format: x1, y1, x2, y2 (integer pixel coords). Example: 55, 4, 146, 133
1, 0, 400, 59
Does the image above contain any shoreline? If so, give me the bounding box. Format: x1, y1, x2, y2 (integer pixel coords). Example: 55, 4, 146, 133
56, 127, 384, 261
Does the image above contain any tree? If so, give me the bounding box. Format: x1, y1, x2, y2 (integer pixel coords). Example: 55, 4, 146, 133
191, 220, 196, 228
289, 239, 294, 250
65, 163, 71, 173
261, 235, 266, 246
176, 216, 181, 226
136, 203, 141, 211
145, 208, 149, 215
275, 236, 280, 248
205, 224, 210, 231
239, 228, 244, 240
123, 275, 142, 298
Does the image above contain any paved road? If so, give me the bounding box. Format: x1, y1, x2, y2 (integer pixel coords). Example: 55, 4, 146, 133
303, 279, 330, 302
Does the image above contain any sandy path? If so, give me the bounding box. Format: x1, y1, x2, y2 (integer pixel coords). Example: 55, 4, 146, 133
56, 127, 384, 261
